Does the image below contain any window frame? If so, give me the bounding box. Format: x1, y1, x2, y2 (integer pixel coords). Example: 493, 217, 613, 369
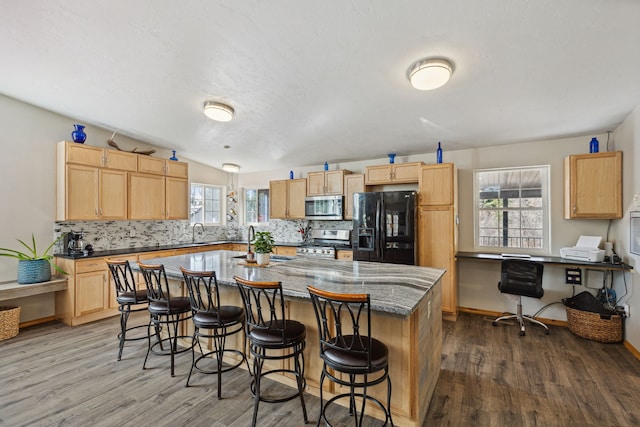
243, 187, 270, 225
473, 165, 551, 255
190, 182, 225, 226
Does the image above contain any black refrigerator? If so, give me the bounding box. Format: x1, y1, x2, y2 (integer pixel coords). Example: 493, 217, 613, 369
352, 191, 417, 265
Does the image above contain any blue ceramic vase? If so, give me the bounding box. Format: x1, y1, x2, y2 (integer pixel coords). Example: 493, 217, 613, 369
71, 124, 86, 144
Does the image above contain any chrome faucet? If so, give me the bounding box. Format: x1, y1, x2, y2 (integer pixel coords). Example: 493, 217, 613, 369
192, 222, 204, 243
247, 225, 255, 253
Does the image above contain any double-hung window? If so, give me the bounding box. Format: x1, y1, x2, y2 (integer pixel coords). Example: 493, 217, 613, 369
244, 188, 269, 224
474, 165, 550, 253
190, 183, 224, 226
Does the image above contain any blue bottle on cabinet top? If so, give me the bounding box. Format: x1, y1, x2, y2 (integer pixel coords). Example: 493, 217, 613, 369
436, 142, 443, 164
169, 150, 178, 161
324, 162, 328, 171
589, 137, 599, 153
289, 170, 294, 179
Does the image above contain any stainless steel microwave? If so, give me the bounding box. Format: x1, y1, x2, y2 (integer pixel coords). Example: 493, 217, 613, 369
304, 195, 343, 220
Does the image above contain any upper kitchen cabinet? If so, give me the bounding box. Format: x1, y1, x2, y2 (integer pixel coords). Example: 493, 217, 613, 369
138, 156, 188, 178
344, 173, 365, 220
365, 162, 423, 185
564, 151, 622, 219
63, 140, 136, 171
57, 142, 128, 220
128, 173, 188, 220
307, 170, 350, 196
418, 163, 456, 206
270, 178, 306, 219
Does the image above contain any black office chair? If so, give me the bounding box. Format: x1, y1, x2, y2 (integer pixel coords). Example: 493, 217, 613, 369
492, 259, 550, 336
308, 285, 393, 427
106, 259, 148, 361
138, 261, 193, 376
234, 276, 308, 427
180, 267, 247, 396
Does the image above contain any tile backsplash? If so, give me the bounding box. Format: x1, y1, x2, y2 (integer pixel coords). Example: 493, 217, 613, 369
54, 219, 352, 253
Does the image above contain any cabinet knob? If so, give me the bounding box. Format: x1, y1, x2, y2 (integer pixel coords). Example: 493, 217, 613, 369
572, 205, 576, 213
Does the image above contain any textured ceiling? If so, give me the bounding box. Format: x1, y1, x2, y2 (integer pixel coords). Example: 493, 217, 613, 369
1, 0, 639, 172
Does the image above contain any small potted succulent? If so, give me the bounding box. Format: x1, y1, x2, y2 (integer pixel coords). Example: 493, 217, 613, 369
252, 231, 275, 266
0, 233, 67, 284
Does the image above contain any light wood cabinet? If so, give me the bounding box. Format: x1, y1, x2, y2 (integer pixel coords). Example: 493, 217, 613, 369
418, 163, 456, 206
418, 206, 457, 317
274, 246, 297, 256
57, 141, 188, 220
564, 151, 622, 219
59, 163, 128, 220
269, 179, 307, 219
417, 163, 458, 319
336, 250, 353, 261
138, 156, 188, 178
344, 173, 365, 220
307, 170, 350, 196
365, 162, 423, 185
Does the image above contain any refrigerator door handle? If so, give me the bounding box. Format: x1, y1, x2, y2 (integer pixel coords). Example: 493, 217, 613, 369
376, 199, 383, 259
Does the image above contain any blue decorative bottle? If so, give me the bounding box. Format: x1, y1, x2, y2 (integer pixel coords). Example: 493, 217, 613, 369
71, 124, 86, 144
589, 137, 599, 153
388, 153, 396, 164
324, 162, 329, 171
436, 142, 443, 164
289, 170, 294, 179
169, 150, 178, 161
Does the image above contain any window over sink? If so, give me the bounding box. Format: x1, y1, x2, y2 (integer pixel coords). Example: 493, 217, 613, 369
244, 188, 269, 224
191, 183, 224, 226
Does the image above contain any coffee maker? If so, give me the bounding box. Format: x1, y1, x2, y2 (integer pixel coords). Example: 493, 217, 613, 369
64, 231, 88, 256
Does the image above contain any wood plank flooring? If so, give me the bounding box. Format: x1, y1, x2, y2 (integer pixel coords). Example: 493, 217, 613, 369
1, 312, 640, 426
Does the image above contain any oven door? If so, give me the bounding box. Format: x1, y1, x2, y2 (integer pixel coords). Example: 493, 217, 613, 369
304, 195, 343, 220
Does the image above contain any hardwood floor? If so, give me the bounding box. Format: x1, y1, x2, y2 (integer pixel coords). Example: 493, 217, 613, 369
1, 312, 640, 426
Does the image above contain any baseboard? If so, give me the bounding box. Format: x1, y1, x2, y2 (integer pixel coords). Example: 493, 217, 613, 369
624, 340, 640, 361
19, 315, 57, 328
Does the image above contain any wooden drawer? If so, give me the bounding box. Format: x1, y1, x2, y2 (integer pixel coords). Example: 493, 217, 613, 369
75, 258, 107, 274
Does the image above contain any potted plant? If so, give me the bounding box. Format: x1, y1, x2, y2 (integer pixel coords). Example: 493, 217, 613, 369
0, 233, 67, 284
252, 231, 275, 266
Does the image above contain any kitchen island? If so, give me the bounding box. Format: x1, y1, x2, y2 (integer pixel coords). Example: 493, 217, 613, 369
135, 250, 444, 427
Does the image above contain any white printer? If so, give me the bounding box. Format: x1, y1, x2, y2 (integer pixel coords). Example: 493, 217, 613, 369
560, 235, 605, 262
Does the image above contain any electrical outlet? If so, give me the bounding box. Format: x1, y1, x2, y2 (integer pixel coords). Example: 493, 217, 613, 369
623, 304, 630, 318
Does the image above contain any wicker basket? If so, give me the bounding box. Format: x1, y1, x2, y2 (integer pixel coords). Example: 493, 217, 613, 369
0, 306, 21, 341
566, 306, 622, 343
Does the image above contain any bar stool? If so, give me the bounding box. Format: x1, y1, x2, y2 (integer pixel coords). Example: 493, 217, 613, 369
234, 276, 308, 427
138, 261, 192, 376
106, 259, 148, 361
180, 267, 248, 396
307, 286, 393, 427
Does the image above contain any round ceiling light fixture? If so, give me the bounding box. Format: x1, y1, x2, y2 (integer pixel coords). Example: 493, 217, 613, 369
203, 101, 234, 122
408, 58, 453, 90
222, 163, 240, 173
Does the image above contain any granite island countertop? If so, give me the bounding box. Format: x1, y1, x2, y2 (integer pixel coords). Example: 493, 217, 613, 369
132, 250, 445, 317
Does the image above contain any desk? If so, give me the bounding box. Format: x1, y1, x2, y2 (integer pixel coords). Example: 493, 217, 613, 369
0, 277, 68, 302
456, 252, 633, 271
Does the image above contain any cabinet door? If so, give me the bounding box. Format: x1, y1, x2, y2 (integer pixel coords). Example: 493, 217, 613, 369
287, 179, 307, 219
104, 150, 137, 171
274, 246, 297, 256
67, 164, 99, 220
129, 173, 165, 219
100, 169, 128, 219
324, 170, 345, 195
418, 206, 457, 316
66, 142, 103, 167
137, 156, 166, 175
418, 163, 454, 206
166, 160, 189, 178
564, 152, 622, 219
392, 162, 422, 183
75, 270, 108, 317
365, 165, 392, 185
269, 180, 288, 219
166, 177, 188, 219
344, 174, 365, 220
307, 172, 326, 196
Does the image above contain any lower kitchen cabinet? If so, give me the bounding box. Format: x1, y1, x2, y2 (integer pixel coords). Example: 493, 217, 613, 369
336, 250, 353, 261
418, 205, 458, 319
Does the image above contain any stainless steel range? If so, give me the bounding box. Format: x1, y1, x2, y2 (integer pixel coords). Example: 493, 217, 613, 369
296, 229, 351, 259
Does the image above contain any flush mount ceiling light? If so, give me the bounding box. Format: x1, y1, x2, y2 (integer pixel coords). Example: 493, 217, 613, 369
408, 58, 453, 90
203, 101, 234, 122
222, 163, 240, 173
